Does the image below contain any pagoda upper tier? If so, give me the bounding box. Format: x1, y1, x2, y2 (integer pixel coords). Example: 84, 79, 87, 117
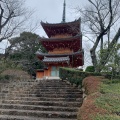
41, 18, 81, 38
40, 35, 82, 52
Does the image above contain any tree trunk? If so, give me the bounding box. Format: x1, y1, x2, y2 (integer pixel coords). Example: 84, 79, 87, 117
98, 27, 120, 72
90, 32, 107, 72
101, 37, 103, 51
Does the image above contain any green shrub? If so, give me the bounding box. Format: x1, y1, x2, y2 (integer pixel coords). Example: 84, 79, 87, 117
0, 75, 4, 80
85, 66, 95, 72
102, 72, 120, 79
59, 67, 101, 87
0, 75, 13, 83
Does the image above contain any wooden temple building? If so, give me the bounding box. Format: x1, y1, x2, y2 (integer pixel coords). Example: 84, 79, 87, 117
36, 0, 84, 79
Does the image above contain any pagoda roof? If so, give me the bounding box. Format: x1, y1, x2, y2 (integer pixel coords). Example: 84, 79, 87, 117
40, 35, 82, 52
41, 18, 81, 38
40, 35, 81, 42
43, 56, 70, 63
36, 50, 84, 67
41, 18, 80, 27
36, 50, 83, 59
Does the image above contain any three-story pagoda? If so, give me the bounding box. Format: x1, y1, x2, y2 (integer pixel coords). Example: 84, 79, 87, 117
36, 0, 84, 79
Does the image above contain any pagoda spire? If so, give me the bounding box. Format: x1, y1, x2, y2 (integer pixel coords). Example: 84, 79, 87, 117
62, 0, 66, 23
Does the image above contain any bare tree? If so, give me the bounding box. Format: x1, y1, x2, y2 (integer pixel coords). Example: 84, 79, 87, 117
77, 0, 120, 72
0, 0, 33, 42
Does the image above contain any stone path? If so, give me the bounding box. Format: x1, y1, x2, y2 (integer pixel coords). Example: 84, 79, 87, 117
0, 79, 83, 120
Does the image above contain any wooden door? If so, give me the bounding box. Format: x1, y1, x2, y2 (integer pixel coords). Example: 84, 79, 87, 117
51, 66, 59, 77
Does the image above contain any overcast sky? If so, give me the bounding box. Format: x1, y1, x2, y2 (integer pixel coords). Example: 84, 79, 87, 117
25, 0, 88, 36
0, 0, 92, 68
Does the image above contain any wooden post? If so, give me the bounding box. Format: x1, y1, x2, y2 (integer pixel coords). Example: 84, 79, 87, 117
36, 69, 44, 80
44, 67, 48, 77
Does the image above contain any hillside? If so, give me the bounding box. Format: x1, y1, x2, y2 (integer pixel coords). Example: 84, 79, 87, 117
78, 76, 120, 120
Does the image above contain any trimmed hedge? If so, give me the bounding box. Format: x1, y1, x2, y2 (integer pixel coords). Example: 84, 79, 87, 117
85, 66, 95, 72
101, 72, 120, 79
59, 67, 101, 87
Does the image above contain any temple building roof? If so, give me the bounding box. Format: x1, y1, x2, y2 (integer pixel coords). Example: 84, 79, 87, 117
36, 50, 84, 67
40, 35, 82, 52
43, 56, 70, 63
36, 50, 83, 59
41, 19, 80, 27
41, 19, 81, 38
40, 34, 81, 41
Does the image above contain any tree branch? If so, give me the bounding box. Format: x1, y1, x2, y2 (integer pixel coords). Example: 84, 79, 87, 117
1, 11, 14, 28
99, 27, 120, 70
0, 4, 4, 33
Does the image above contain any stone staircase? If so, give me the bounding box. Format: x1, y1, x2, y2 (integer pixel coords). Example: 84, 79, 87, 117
0, 79, 83, 120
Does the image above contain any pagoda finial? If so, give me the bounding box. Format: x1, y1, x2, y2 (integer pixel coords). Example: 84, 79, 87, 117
62, 0, 66, 23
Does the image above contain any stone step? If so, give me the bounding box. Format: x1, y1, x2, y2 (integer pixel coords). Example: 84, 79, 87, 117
4, 85, 35, 88
0, 115, 76, 120
0, 79, 83, 119
33, 85, 74, 87
7, 80, 38, 83
3, 93, 82, 98
35, 93, 82, 98
7, 81, 38, 84
37, 80, 63, 82
0, 103, 78, 112
1, 80, 63, 85
37, 82, 70, 84
5, 79, 39, 83
2, 100, 82, 107
0, 109, 77, 118
34, 89, 81, 92
37, 81, 71, 84
2, 87, 80, 92
4, 86, 80, 90
4, 96, 83, 102
1, 87, 33, 91
30, 86, 78, 89
2, 88, 81, 93
9, 91, 82, 95
38, 81, 69, 83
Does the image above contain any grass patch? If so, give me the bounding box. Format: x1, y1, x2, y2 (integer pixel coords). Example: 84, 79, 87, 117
96, 94, 120, 112
94, 114, 120, 120
100, 80, 120, 94
94, 79, 120, 119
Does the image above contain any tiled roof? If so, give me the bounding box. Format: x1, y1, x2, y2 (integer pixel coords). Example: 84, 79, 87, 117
40, 35, 81, 41
36, 50, 83, 57
43, 56, 70, 63
41, 18, 80, 27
